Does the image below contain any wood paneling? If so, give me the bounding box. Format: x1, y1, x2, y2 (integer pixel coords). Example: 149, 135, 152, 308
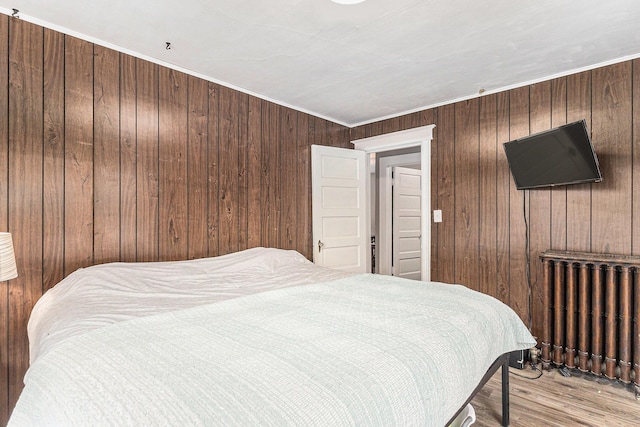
478, 94, 498, 298
8, 18, 43, 418
281, 108, 297, 250
120, 54, 137, 261
296, 113, 310, 259
352, 58, 640, 343
436, 104, 456, 283
237, 94, 249, 252
495, 91, 511, 305
42, 28, 65, 292
528, 82, 552, 340
263, 102, 281, 248
0, 18, 349, 423
64, 36, 93, 274
454, 99, 480, 288
0, 15, 9, 419
187, 76, 209, 259
136, 59, 159, 262
207, 83, 221, 257
507, 86, 530, 324
550, 77, 568, 251
218, 85, 239, 256
591, 63, 633, 255
268, 106, 282, 247
159, 69, 188, 261
634, 59, 640, 257
566, 71, 593, 252
94, 46, 121, 264
247, 95, 262, 251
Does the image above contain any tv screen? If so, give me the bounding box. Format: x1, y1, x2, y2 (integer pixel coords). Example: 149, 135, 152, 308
502, 120, 602, 190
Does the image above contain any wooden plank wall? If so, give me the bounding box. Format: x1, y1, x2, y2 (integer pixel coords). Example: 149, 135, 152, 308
0, 17, 349, 423
353, 59, 640, 347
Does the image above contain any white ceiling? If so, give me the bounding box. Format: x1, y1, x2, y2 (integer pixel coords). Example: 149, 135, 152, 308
1, 0, 639, 126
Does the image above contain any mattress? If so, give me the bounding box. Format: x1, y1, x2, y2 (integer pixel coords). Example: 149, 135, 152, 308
28, 247, 351, 364
13, 247, 535, 426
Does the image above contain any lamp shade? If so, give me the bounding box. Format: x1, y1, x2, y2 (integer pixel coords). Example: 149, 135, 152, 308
0, 232, 18, 281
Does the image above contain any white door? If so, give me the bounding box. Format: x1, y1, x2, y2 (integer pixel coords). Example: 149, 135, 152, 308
311, 145, 367, 273
392, 166, 422, 280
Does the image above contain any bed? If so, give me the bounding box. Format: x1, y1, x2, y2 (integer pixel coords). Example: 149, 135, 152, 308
9, 247, 535, 426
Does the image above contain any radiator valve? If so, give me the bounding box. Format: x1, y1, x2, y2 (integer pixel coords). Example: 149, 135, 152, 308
529, 347, 541, 369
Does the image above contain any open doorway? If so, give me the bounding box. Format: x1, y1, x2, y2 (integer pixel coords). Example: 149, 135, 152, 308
372, 149, 421, 278
352, 125, 434, 282
311, 126, 434, 280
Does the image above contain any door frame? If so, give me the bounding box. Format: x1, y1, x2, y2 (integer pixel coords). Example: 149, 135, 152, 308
351, 125, 434, 282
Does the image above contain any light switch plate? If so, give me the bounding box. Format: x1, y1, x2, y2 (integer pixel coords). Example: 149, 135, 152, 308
433, 210, 442, 223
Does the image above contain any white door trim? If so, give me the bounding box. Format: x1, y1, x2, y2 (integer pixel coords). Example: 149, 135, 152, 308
352, 125, 434, 282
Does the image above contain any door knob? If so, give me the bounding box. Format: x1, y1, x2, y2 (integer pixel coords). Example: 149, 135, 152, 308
318, 240, 325, 252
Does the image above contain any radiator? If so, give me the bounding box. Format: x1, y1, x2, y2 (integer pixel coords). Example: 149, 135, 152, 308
539, 251, 640, 396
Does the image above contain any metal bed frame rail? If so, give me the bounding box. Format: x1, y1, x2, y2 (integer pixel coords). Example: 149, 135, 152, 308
445, 353, 510, 427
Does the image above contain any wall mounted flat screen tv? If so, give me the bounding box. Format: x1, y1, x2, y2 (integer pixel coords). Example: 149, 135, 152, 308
503, 120, 602, 190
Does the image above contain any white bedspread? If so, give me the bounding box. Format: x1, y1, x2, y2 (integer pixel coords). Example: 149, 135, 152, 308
28, 247, 351, 364
11, 271, 535, 426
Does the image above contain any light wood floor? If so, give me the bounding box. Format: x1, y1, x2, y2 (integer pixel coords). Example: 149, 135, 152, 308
470, 366, 640, 426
